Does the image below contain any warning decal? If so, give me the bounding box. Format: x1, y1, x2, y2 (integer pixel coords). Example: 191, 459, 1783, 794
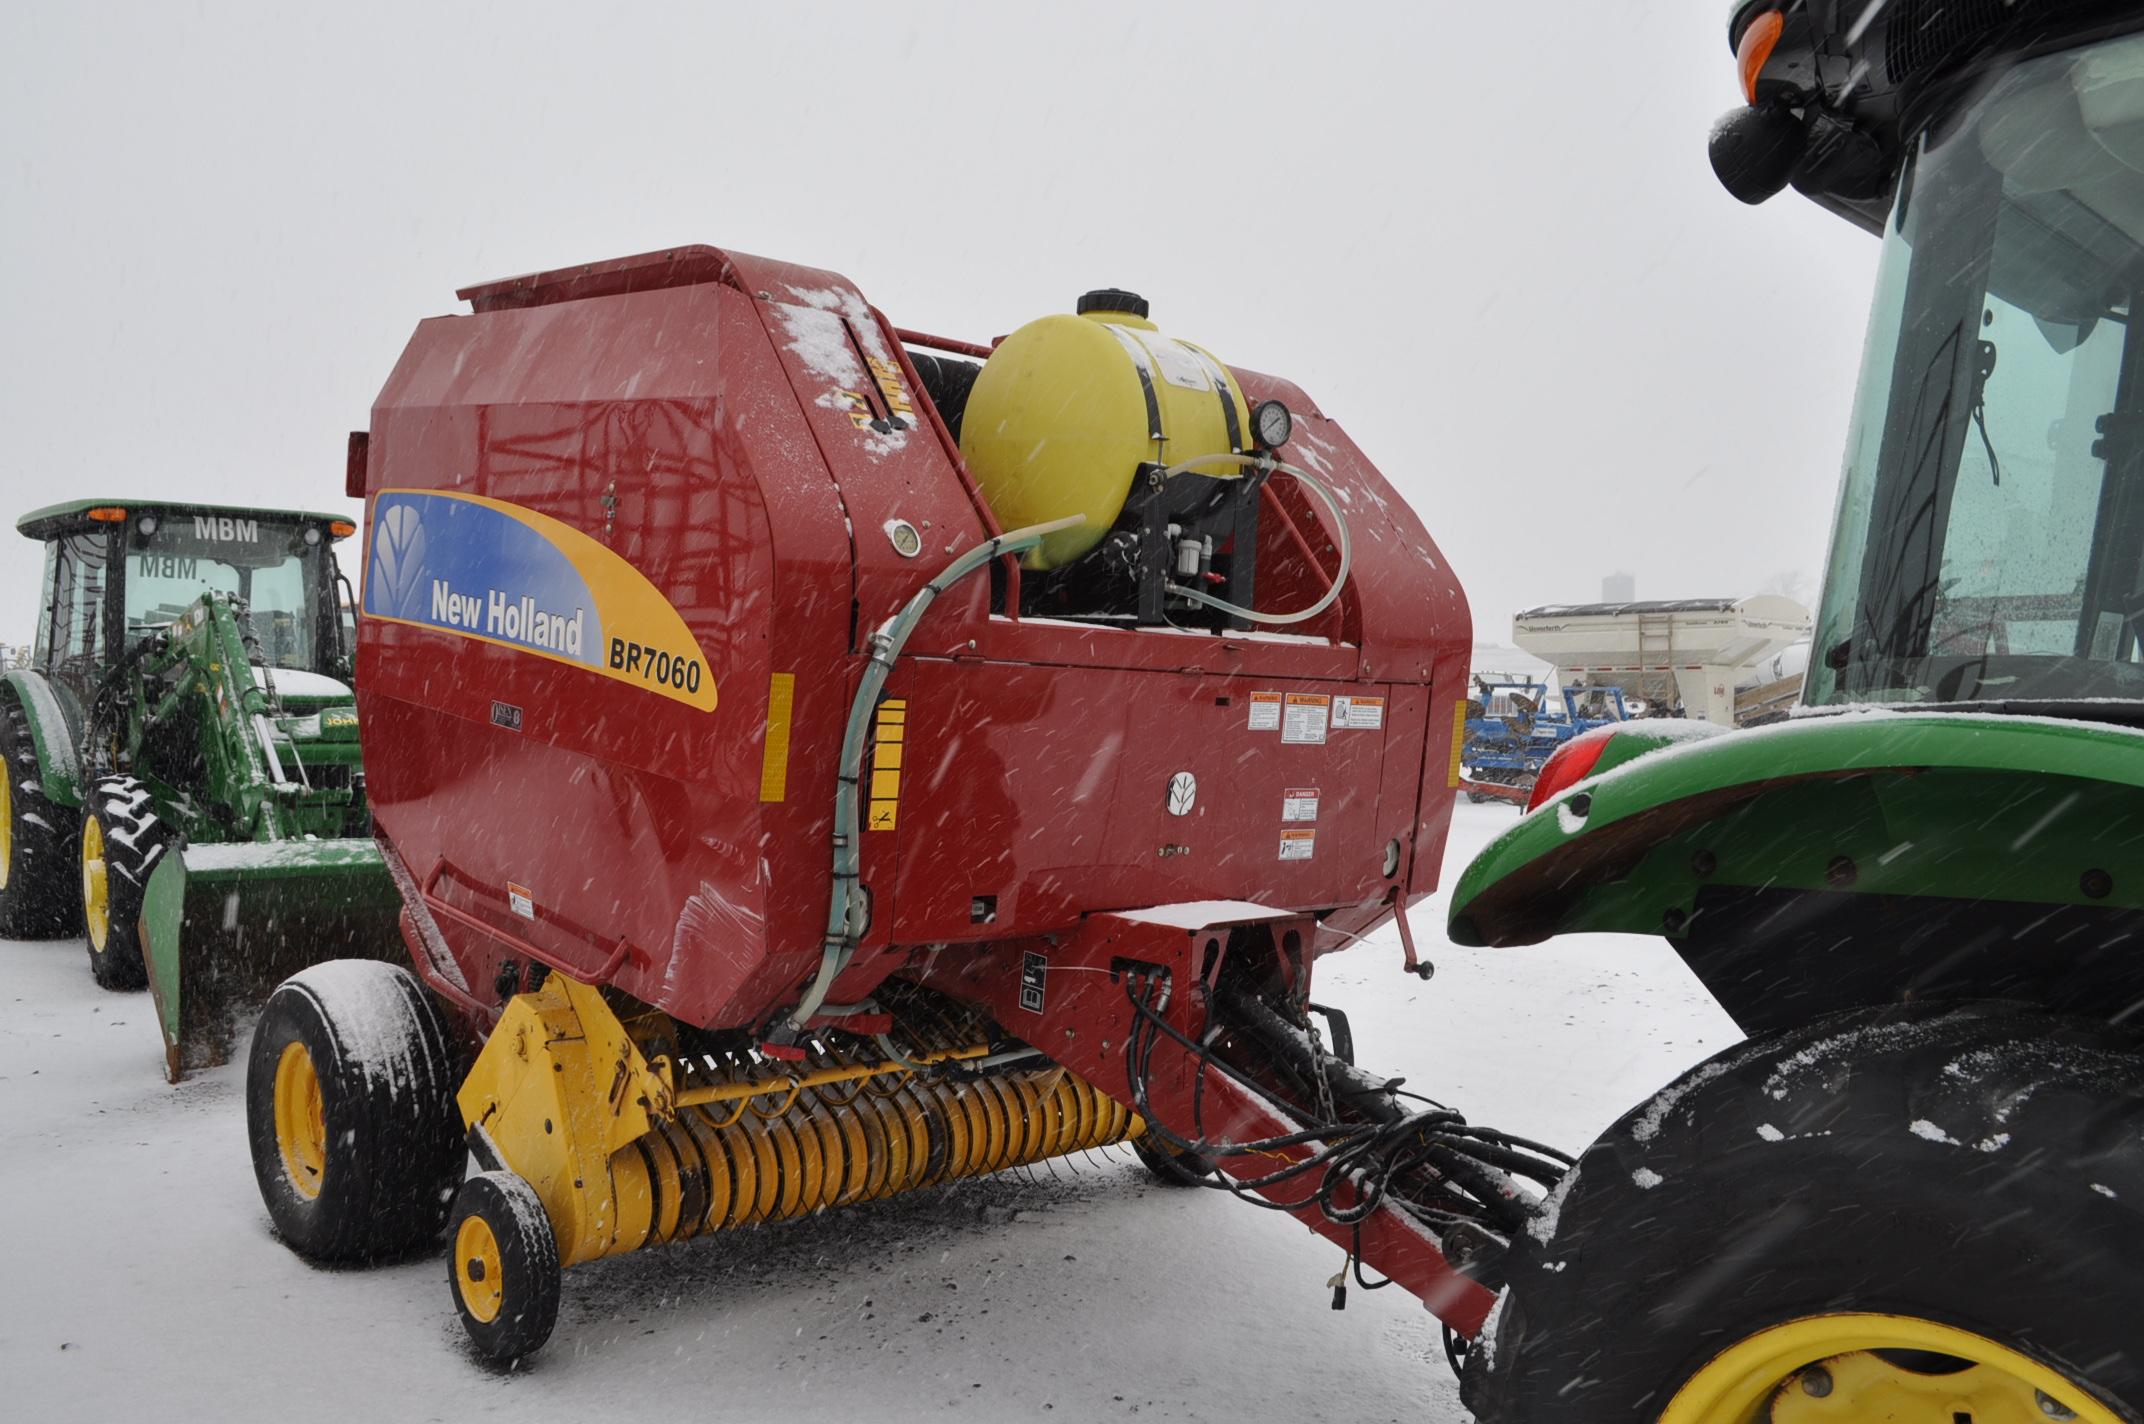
1247, 691, 1283, 731
1282, 694, 1330, 745
1447, 702, 1469, 788
1279, 829, 1316, 861
1332, 695, 1385, 730
507, 882, 535, 919
1282, 788, 1320, 823
867, 699, 906, 830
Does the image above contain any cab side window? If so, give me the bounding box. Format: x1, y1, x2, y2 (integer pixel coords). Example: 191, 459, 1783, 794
32, 542, 59, 668
50, 532, 112, 670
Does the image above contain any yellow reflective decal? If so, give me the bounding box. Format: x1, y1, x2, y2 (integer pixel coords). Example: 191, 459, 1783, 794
760, 673, 796, 803
1447, 701, 1468, 789
867, 699, 906, 831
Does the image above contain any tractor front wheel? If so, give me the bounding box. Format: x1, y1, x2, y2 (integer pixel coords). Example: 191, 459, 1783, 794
81, 775, 167, 988
245, 961, 465, 1262
0, 693, 77, 938
1466, 1003, 2144, 1423
448, 1171, 561, 1366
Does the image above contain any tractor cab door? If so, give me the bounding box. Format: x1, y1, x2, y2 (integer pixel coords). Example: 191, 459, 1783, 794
35, 527, 118, 742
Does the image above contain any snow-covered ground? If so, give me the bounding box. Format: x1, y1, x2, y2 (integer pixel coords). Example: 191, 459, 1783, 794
0, 801, 1737, 1422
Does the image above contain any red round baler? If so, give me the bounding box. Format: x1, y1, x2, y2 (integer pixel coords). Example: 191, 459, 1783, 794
245, 245, 1532, 1364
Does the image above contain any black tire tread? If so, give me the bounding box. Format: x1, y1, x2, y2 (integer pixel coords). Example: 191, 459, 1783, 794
83, 774, 166, 989
450, 1171, 562, 1365
1467, 1002, 2144, 1422
0, 690, 77, 939
245, 960, 466, 1262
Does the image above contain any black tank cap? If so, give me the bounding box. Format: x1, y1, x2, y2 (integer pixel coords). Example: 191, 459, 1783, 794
1077, 288, 1150, 318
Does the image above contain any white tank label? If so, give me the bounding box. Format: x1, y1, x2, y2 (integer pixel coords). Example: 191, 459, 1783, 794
1110, 325, 1214, 393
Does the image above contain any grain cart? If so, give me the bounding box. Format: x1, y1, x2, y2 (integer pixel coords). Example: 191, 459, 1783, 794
244, 247, 1587, 1367
1447, 4, 2144, 1420
1, 500, 396, 1078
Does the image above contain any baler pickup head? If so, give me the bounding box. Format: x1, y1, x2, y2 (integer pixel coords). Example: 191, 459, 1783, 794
142, 839, 401, 1082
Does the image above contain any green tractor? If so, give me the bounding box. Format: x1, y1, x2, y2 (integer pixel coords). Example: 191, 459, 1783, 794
1452, 5, 2144, 1422
0, 499, 398, 1080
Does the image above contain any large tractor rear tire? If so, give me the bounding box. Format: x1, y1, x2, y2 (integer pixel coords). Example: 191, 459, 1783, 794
245, 961, 466, 1262
80, 775, 167, 989
0, 693, 77, 939
1466, 1003, 2144, 1424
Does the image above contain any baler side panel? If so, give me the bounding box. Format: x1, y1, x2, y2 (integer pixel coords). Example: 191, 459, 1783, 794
360, 285, 852, 1030
883, 660, 1398, 944
1227, 373, 1472, 898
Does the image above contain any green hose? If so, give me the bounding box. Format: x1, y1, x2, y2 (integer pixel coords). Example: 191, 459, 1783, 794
782, 513, 1085, 1036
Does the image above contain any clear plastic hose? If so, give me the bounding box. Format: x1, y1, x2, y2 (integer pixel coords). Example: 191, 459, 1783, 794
1155, 453, 1353, 626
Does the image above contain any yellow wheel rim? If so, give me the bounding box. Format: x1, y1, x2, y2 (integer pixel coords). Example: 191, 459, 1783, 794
272, 1040, 328, 1201
455, 1214, 506, 1325
0, 766, 13, 890
80, 816, 109, 951
1661, 1312, 2116, 1424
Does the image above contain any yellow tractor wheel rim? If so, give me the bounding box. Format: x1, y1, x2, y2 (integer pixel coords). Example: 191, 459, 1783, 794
455, 1214, 506, 1325
1661, 1312, 2115, 1424
80, 816, 109, 951
272, 1040, 328, 1201
0, 766, 13, 890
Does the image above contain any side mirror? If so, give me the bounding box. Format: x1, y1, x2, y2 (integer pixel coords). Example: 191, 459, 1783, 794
1709, 103, 1806, 205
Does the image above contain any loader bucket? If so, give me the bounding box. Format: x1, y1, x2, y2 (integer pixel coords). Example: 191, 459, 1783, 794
141, 839, 402, 1082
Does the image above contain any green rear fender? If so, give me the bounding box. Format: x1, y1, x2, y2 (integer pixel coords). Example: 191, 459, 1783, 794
1447, 712, 2144, 948
1, 669, 83, 808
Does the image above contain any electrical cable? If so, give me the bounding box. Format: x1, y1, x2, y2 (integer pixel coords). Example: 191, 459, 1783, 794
1118, 971, 1567, 1242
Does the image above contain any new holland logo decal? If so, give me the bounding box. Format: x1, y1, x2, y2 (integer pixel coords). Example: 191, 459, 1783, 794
363, 489, 716, 711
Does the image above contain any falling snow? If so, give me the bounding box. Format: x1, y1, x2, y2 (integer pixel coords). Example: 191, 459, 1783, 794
0, 802, 1738, 1421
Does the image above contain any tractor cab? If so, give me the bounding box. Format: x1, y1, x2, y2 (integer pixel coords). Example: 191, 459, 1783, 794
18, 500, 359, 736
4, 497, 391, 1079
1808, 29, 2144, 723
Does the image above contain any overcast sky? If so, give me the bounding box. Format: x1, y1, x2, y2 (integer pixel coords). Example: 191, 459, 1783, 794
2, 2, 1878, 647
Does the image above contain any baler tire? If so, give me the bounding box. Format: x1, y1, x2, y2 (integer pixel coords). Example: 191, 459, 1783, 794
1130, 1130, 1213, 1186
245, 961, 466, 1263
1464, 1002, 2144, 1423
449, 1171, 561, 1366
0, 693, 77, 939
80, 776, 166, 990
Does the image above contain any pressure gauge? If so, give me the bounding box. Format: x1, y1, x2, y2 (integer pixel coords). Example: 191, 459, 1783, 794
1252, 399, 1292, 449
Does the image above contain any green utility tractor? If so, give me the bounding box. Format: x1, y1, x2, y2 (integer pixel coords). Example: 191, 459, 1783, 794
1, 500, 397, 1080
1453, 6, 2144, 1422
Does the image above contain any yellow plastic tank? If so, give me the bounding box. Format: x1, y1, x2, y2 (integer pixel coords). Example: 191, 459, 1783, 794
959, 290, 1253, 570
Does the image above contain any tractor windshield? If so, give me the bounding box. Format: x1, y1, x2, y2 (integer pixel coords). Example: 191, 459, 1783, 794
1812, 33, 2144, 709
125, 515, 327, 672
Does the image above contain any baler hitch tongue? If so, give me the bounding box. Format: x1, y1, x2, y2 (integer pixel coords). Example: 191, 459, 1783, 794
142, 839, 401, 1081
1099, 951, 1575, 1338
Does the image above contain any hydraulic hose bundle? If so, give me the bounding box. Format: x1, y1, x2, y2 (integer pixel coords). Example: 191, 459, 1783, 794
1118, 969, 1572, 1251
